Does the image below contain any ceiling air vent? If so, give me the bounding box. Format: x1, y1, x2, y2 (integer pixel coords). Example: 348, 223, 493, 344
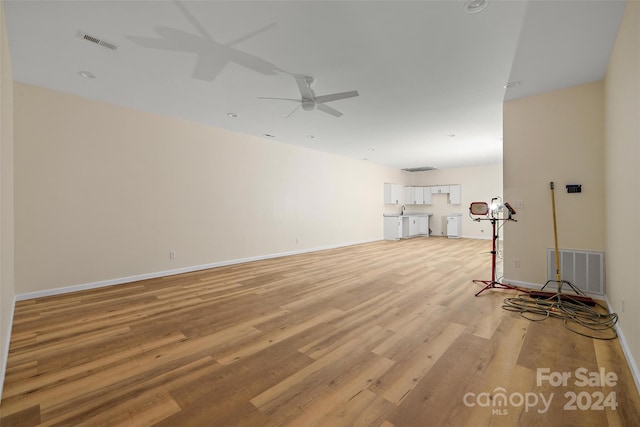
402, 166, 438, 172
77, 31, 118, 50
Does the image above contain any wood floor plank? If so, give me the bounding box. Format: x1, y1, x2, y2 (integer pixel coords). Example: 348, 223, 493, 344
250, 324, 393, 414
1, 331, 189, 417
264, 353, 394, 426
0, 404, 41, 427
215, 308, 344, 365
6, 326, 132, 371
315, 388, 395, 427
1, 238, 638, 426
593, 337, 640, 427
371, 303, 448, 359
369, 322, 467, 405
385, 332, 491, 426
45, 391, 182, 427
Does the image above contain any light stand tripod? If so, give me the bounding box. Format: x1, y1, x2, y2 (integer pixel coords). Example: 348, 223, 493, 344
470, 200, 519, 297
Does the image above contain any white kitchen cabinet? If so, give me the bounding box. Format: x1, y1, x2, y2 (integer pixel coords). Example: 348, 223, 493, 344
383, 216, 402, 240
418, 216, 429, 235
384, 215, 430, 239
449, 185, 461, 204
447, 214, 462, 238
409, 216, 430, 236
408, 216, 420, 236
404, 187, 413, 205
404, 186, 424, 205
414, 188, 424, 204
401, 217, 410, 238
422, 187, 432, 204
384, 183, 402, 205
431, 185, 450, 194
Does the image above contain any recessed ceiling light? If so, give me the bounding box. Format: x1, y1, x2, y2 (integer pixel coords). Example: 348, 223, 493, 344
227, 113, 239, 118
504, 81, 522, 89
464, 0, 489, 14
307, 135, 315, 140
263, 133, 276, 138
368, 147, 375, 151
448, 134, 456, 138
78, 71, 96, 79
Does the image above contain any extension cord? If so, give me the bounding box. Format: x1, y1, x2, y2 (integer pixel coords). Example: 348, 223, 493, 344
528, 290, 596, 306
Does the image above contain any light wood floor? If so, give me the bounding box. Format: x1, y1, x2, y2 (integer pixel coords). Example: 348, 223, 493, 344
1, 238, 639, 426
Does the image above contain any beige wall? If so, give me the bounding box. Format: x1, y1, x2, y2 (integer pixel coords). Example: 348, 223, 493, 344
12, 82, 502, 297
406, 164, 503, 238
14, 83, 407, 295
604, 0, 640, 386
503, 1, 640, 389
0, 0, 15, 399
503, 81, 605, 286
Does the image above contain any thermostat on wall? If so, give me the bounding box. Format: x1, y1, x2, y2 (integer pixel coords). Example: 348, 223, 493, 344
566, 184, 582, 193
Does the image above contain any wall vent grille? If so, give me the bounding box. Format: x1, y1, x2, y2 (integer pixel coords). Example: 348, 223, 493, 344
547, 249, 605, 296
402, 166, 437, 172
77, 31, 118, 50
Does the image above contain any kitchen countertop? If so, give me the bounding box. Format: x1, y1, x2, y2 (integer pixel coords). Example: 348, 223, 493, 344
383, 213, 433, 217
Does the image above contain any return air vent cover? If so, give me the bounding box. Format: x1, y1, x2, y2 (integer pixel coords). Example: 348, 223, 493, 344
547, 248, 604, 296
76, 31, 118, 50
402, 166, 437, 172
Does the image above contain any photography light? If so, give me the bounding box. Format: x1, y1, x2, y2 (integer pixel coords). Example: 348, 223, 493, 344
490, 197, 503, 213
504, 202, 516, 216
469, 202, 489, 216
470, 197, 518, 296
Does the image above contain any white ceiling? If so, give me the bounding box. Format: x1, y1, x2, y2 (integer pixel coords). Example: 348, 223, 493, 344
4, 0, 627, 170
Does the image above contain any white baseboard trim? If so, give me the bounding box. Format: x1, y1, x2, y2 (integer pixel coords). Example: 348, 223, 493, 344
462, 234, 492, 240
604, 296, 640, 396
15, 239, 380, 301
0, 295, 16, 400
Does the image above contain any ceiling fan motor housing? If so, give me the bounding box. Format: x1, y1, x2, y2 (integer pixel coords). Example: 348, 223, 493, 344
302, 101, 316, 111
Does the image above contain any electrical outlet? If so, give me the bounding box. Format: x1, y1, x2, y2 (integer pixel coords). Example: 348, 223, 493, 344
169, 251, 176, 260
296, 237, 299, 244
513, 259, 521, 268
622, 299, 625, 313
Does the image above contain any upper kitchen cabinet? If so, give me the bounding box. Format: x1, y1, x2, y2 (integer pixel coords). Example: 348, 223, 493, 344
404, 187, 424, 205
404, 186, 435, 205
449, 185, 461, 204
426, 184, 461, 204
386, 184, 460, 205
422, 187, 432, 204
384, 183, 403, 205
431, 185, 450, 194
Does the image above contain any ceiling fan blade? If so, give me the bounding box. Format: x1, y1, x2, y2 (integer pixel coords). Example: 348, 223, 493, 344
258, 97, 302, 102
314, 90, 359, 104
173, 0, 214, 42
293, 74, 315, 100
225, 23, 277, 47
316, 103, 343, 117
286, 104, 302, 118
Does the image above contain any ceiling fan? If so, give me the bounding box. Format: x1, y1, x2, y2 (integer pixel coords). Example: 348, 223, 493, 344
259, 74, 359, 118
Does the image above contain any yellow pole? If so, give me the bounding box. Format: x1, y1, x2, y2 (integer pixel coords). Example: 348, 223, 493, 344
550, 182, 561, 283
